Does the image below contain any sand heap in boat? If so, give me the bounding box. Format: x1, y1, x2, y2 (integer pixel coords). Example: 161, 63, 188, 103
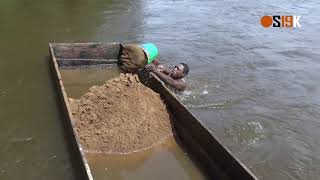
69, 73, 173, 153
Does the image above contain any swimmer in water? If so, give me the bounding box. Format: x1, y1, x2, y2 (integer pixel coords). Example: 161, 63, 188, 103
145, 62, 189, 91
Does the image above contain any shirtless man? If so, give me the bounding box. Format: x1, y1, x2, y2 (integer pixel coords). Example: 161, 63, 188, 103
145, 62, 189, 91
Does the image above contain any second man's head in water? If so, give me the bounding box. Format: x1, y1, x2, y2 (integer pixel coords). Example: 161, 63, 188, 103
169, 63, 189, 79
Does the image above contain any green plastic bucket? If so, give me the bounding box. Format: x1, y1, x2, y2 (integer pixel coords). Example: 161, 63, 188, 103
139, 43, 158, 64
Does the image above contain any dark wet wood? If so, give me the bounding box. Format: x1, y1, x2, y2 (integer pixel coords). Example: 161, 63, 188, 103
52, 43, 120, 59
56, 58, 118, 66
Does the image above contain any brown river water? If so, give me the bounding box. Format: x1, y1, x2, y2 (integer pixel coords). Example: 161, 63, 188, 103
0, 0, 320, 180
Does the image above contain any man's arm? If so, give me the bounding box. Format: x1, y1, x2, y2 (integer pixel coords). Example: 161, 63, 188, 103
156, 65, 171, 75
152, 60, 172, 75
147, 66, 186, 91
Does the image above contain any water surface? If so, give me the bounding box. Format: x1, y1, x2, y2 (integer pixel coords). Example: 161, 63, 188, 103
0, 0, 319, 179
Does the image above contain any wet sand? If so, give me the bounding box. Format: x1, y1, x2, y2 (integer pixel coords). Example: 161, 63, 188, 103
69, 73, 174, 154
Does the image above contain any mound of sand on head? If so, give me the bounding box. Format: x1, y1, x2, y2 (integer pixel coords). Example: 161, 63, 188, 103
69, 73, 173, 154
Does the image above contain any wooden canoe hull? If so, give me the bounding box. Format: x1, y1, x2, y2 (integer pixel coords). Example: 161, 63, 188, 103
49, 43, 258, 180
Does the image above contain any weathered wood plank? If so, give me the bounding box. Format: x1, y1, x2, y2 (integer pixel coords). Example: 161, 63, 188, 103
56, 58, 118, 66
52, 43, 120, 59
49, 43, 93, 180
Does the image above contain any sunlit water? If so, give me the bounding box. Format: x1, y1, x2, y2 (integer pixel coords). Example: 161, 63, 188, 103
0, 0, 319, 179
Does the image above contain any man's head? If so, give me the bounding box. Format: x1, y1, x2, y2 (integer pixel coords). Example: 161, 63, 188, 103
170, 63, 189, 79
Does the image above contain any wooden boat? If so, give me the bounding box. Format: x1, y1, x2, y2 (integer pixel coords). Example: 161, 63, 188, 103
49, 43, 258, 180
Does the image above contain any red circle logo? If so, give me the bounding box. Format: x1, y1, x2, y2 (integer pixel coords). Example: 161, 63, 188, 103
261, 16, 273, 28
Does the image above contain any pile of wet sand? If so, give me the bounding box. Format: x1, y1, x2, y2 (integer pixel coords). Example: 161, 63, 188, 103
69, 73, 173, 154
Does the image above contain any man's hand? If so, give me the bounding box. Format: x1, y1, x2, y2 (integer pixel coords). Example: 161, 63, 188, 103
145, 64, 157, 72
156, 64, 166, 72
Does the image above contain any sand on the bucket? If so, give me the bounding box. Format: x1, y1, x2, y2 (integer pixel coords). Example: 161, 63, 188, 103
68, 73, 173, 154
119, 44, 147, 72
